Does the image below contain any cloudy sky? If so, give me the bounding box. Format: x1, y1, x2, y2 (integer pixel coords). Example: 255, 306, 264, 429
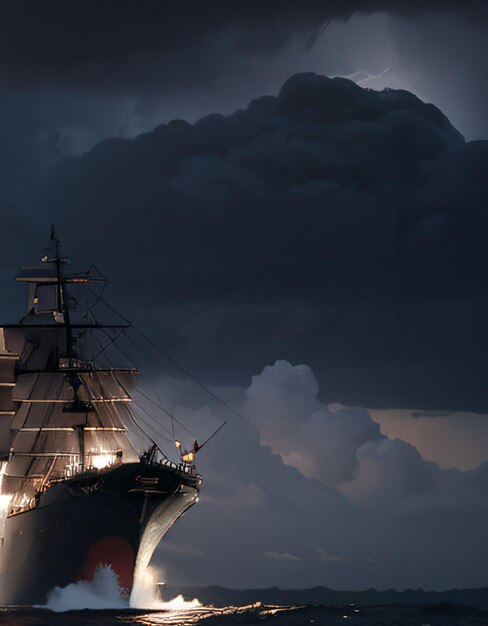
1, 0, 488, 591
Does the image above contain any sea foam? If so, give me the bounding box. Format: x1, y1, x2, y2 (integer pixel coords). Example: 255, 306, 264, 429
130, 565, 200, 610
45, 565, 128, 611
44, 564, 200, 612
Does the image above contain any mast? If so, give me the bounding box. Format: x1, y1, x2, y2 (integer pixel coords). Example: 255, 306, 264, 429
0, 233, 152, 505
50, 227, 87, 466
51, 225, 74, 360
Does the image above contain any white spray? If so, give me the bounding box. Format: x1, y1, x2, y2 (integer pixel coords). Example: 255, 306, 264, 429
44, 563, 200, 613
130, 565, 200, 610
45, 565, 128, 611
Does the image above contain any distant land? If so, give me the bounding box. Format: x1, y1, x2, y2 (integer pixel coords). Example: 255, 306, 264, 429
162, 585, 488, 610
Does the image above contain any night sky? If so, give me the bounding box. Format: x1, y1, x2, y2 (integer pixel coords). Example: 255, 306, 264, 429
1, 0, 487, 591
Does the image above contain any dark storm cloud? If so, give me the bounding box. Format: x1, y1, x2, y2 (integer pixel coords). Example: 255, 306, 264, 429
50, 73, 468, 302
1, 0, 486, 91
10, 72, 484, 412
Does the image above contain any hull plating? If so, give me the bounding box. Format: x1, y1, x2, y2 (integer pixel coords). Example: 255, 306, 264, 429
0, 462, 199, 605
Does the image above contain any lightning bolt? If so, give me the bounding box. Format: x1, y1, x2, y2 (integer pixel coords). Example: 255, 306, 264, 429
342, 55, 399, 86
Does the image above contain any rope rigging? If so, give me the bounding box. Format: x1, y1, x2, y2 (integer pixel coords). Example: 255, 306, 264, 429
90, 322, 198, 441
132, 385, 197, 439
84, 315, 173, 454
92, 293, 252, 427
80, 287, 248, 461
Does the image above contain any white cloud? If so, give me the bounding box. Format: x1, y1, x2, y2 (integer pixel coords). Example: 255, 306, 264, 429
152, 361, 488, 591
244, 360, 381, 487
264, 552, 303, 562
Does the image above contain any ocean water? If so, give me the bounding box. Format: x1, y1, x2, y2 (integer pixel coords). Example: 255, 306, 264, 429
0, 602, 486, 626
0, 567, 485, 625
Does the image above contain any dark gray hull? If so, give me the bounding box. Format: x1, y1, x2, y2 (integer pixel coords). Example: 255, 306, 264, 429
0, 462, 200, 605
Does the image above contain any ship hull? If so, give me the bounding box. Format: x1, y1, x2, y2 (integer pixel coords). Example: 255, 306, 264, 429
0, 461, 199, 605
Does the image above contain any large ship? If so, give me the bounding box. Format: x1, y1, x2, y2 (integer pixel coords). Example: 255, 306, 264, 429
0, 231, 202, 604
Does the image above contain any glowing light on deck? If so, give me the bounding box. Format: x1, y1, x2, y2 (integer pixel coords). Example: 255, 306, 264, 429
0, 495, 11, 511
0, 463, 12, 514
89, 452, 116, 470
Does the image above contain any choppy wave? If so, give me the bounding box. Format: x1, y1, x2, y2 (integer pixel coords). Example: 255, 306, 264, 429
44, 564, 200, 613
130, 566, 200, 610
45, 565, 128, 611
11, 598, 487, 625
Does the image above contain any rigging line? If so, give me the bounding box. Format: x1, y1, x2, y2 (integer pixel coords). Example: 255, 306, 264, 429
86, 305, 128, 363
197, 420, 227, 451
89, 355, 162, 457
140, 375, 178, 442
129, 409, 171, 460
86, 312, 119, 368
119, 334, 192, 443
89, 266, 108, 303
89, 336, 177, 451
94, 293, 131, 325
119, 328, 153, 359
99, 326, 137, 369
125, 403, 171, 458
131, 408, 174, 446
91, 327, 127, 361
132, 386, 197, 438
76, 289, 94, 326
119, 336, 184, 444
83, 334, 171, 455
84, 299, 101, 325
129, 397, 174, 441
115, 393, 155, 450
120, 331, 180, 439
141, 373, 178, 445
109, 303, 251, 427
128, 325, 253, 425
125, 402, 158, 447
14, 374, 40, 433
75, 268, 108, 319
118, 333, 165, 399
87, 326, 107, 361
82, 330, 136, 443
20, 380, 59, 481
95, 324, 195, 440
93, 292, 252, 425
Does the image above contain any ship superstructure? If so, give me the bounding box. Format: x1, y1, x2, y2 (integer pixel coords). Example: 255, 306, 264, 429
0, 232, 201, 604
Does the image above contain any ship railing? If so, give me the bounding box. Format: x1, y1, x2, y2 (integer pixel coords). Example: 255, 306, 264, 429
59, 356, 94, 370
158, 457, 197, 475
